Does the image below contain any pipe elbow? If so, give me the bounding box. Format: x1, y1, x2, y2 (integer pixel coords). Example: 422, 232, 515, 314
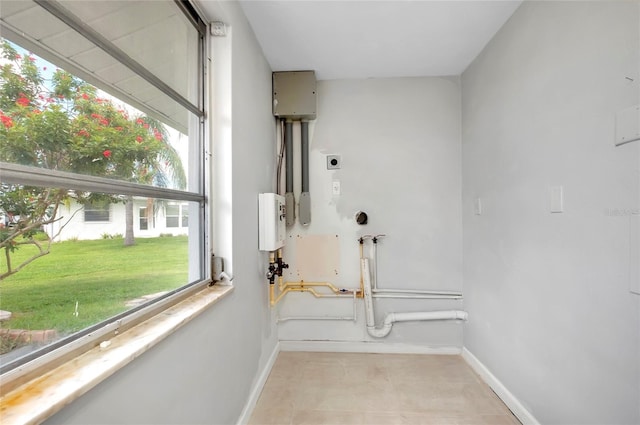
366, 313, 395, 337
367, 324, 392, 338
383, 313, 396, 327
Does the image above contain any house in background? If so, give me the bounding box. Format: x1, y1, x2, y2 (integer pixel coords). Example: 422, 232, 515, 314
44, 199, 189, 241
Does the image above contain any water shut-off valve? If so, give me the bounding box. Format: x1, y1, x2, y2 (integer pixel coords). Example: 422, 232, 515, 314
267, 251, 288, 285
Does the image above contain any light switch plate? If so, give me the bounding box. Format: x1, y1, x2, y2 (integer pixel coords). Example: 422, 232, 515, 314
550, 186, 564, 213
332, 181, 341, 195
474, 197, 482, 215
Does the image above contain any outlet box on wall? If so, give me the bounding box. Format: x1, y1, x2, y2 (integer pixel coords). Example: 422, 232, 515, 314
327, 155, 341, 169
273, 71, 317, 120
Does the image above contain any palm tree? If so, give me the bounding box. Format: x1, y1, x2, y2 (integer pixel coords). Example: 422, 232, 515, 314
123, 117, 186, 247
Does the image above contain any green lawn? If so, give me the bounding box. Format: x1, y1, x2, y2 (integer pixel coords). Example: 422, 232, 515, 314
0, 236, 188, 334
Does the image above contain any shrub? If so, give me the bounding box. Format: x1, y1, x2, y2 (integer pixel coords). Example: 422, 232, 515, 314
32, 231, 50, 242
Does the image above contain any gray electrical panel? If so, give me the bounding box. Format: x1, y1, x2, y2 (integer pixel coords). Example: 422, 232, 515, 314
273, 71, 317, 120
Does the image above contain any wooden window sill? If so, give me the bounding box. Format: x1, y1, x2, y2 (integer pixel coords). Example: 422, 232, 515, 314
0, 284, 233, 425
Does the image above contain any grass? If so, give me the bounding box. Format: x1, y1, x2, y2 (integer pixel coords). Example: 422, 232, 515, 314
0, 237, 188, 335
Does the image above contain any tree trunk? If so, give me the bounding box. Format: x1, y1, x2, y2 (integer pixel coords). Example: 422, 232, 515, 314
124, 196, 135, 246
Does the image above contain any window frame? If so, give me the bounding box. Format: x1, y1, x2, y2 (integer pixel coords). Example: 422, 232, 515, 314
0, 0, 211, 395
83, 201, 111, 223
166, 203, 181, 228
165, 202, 189, 228
139, 206, 149, 230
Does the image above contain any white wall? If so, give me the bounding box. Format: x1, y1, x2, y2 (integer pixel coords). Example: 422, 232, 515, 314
462, 2, 640, 424
44, 1, 278, 423
278, 77, 464, 348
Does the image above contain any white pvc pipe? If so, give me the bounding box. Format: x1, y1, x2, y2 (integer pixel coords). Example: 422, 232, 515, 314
372, 288, 462, 296
361, 258, 468, 338
368, 310, 469, 338
372, 294, 462, 300
373, 238, 379, 289
362, 258, 378, 329
277, 315, 354, 322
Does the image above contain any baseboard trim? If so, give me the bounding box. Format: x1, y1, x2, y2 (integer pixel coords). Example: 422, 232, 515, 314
236, 341, 280, 425
279, 340, 462, 355
462, 348, 540, 425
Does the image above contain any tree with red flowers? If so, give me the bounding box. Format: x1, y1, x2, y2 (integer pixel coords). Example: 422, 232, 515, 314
0, 40, 185, 279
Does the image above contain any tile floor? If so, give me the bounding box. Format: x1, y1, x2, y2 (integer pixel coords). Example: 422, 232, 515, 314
248, 352, 521, 425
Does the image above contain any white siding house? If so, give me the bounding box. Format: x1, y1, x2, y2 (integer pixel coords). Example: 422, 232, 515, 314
45, 198, 189, 241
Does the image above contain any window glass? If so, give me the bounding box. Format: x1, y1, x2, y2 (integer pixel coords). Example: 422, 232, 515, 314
0, 193, 195, 357
139, 206, 148, 230
0, 186, 201, 356
164, 203, 189, 229
0, 0, 206, 370
58, 0, 200, 107
84, 201, 110, 222
0, 42, 194, 189
166, 204, 180, 228
0, 0, 201, 133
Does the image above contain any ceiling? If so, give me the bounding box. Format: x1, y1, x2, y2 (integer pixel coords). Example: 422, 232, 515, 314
238, 0, 522, 80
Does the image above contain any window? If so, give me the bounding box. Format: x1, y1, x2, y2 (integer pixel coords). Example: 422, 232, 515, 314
84, 201, 111, 222
139, 206, 149, 230
166, 204, 180, 228
166, 203, 188, 228
0, 0, 208, 392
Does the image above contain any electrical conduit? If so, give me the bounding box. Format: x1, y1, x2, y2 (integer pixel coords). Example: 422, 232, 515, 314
299, 120, 311, 225
284, 120, 295, 226
361, 258, 468, 338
